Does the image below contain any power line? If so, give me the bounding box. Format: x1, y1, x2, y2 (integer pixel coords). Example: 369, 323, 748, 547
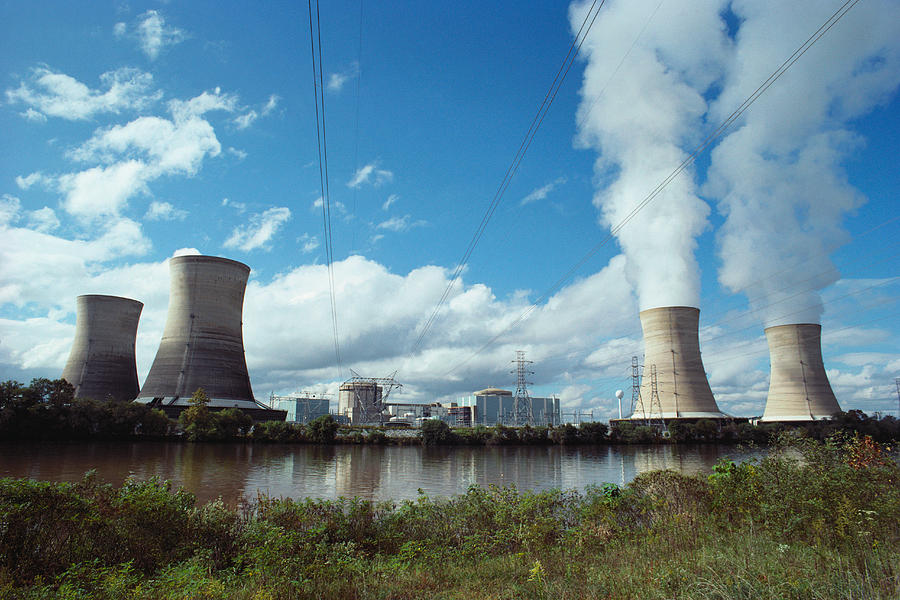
308, 0, 342, 379
442, 0, 864, 377
405, 0, 608, 361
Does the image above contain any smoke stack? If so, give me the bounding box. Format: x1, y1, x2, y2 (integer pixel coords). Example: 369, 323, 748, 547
136, 255, 258, 409
633, 306, 726, 419
61, 294, 143, 401
762, 323, 840, 421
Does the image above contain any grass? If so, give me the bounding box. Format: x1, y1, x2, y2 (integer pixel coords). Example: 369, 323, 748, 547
1, 433, 897, 599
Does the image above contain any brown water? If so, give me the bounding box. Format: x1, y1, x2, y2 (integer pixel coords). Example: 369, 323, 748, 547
0, 442, 761, 504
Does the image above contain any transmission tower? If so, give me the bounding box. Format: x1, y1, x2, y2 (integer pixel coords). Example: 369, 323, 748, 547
345, 369, 402, 425
647, 364, 667, 433
630, 355, 643, 418
511, 350, 535, 426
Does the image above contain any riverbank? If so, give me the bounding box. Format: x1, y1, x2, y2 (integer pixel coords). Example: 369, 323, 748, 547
3, 379, 898, 446
1, 435, 898, 599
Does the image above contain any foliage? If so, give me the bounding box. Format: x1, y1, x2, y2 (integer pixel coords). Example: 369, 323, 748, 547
2, 435, 898, 599
306, 414, 339, 444
420, 418, 453, 445
0, 379, 175, 440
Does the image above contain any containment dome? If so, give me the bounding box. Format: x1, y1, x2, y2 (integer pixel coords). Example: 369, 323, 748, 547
761, 323, 840, 421
632, 306, 727, 420
61, 294, 143, 402
136, 255, 259, 409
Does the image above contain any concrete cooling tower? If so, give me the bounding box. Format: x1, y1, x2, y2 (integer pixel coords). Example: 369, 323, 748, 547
631, 306, 728, 420
61, 295, 143, 402
136, 255, 280, 419
761, 323, 840, 421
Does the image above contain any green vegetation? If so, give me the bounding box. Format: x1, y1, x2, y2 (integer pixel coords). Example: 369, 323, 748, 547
0, 379, 172, 441
3, 379, 899, 446
1, 434, 898, 599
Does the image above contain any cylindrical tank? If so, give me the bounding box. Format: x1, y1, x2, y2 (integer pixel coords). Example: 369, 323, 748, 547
762, 323, 840, 421
633, 306, 726, 419
61, 294, 143, 401
136, 255, 255, 405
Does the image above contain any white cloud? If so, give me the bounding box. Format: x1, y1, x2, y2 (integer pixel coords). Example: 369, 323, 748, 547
233, 110, 258, 129
224, 206, 292, 251
382, 194, 399, 211
376, 214, 427, 232
0, 195, 21, 225
262, 94, 279, 114
5, 67, 160, 121
26, 207, 61, 232
520, 176, 567, 206
57, 160, 149, 219
327, 63, 359, 93
113, 22, 127, 38
299, 233, 320, 253
136, 10, 186, 60
15, 172, 47, 189
144, 200, 187, 221
21, 108, 47, 123
222, 197, 247, 213
227, 147, 248, 160
347, 162, 393, 188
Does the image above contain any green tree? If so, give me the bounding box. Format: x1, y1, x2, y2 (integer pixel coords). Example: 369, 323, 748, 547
420, 419, 452, 445
307, 414, 339, 444
179, 388, 215, 441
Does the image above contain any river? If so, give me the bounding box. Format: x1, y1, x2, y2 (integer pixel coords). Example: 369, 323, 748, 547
0, 441, 766, 504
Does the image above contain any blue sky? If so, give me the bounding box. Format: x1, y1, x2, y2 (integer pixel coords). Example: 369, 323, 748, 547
1, 0, 898, 419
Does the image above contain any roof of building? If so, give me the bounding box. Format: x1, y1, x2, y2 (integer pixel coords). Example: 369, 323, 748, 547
474, 387, 513, 396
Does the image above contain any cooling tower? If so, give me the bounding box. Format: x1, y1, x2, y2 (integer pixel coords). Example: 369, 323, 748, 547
761, 323, 840, 421
61, 294, 143, 401
136, 255, 261, 410
632, 306, 727, 419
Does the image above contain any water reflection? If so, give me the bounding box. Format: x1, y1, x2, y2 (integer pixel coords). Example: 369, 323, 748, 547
0, 442, 759, 504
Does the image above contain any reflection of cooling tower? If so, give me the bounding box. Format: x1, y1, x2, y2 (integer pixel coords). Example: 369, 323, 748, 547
61, 295, 143, 401
136, 255, 258, 409
762, 324, 840, 421
634, 306, 727, 419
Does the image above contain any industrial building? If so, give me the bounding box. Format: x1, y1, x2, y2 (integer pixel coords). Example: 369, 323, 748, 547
626, 306, 729, 421
454, 388, 561, 427
270, 393, 331, 423
135, 255, 285, 421
760, 323, 841, 422
61, 294, 143, 402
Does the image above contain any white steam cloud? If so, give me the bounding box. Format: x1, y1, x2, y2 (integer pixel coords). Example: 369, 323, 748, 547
571, 0, 730, 310
573, 0, 900, 326
706, 0, 900, 326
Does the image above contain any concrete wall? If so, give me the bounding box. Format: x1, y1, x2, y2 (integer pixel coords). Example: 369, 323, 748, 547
61, 294, 143, 402
634, 306, 726, 419
762, 323, 840, 421
137, 255, 255, 406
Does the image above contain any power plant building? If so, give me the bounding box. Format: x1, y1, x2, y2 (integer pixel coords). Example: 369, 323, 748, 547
135, 255, 284, 421
338, 381, 383, 424
761, 323, 841, 421
61, 294, 143, 402
455, 388, 561, 426
270, 394, 330, 424
629, 306, 728, 420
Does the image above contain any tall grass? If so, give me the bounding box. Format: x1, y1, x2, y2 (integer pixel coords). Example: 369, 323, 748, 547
1, 434, 897, 599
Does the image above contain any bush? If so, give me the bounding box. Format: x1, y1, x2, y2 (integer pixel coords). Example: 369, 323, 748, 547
420, 419, 452, 445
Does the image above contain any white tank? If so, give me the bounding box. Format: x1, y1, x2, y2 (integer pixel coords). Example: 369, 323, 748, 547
61, 294, 143, 401
761, 323, 840, 421
632, 306, 727, 419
